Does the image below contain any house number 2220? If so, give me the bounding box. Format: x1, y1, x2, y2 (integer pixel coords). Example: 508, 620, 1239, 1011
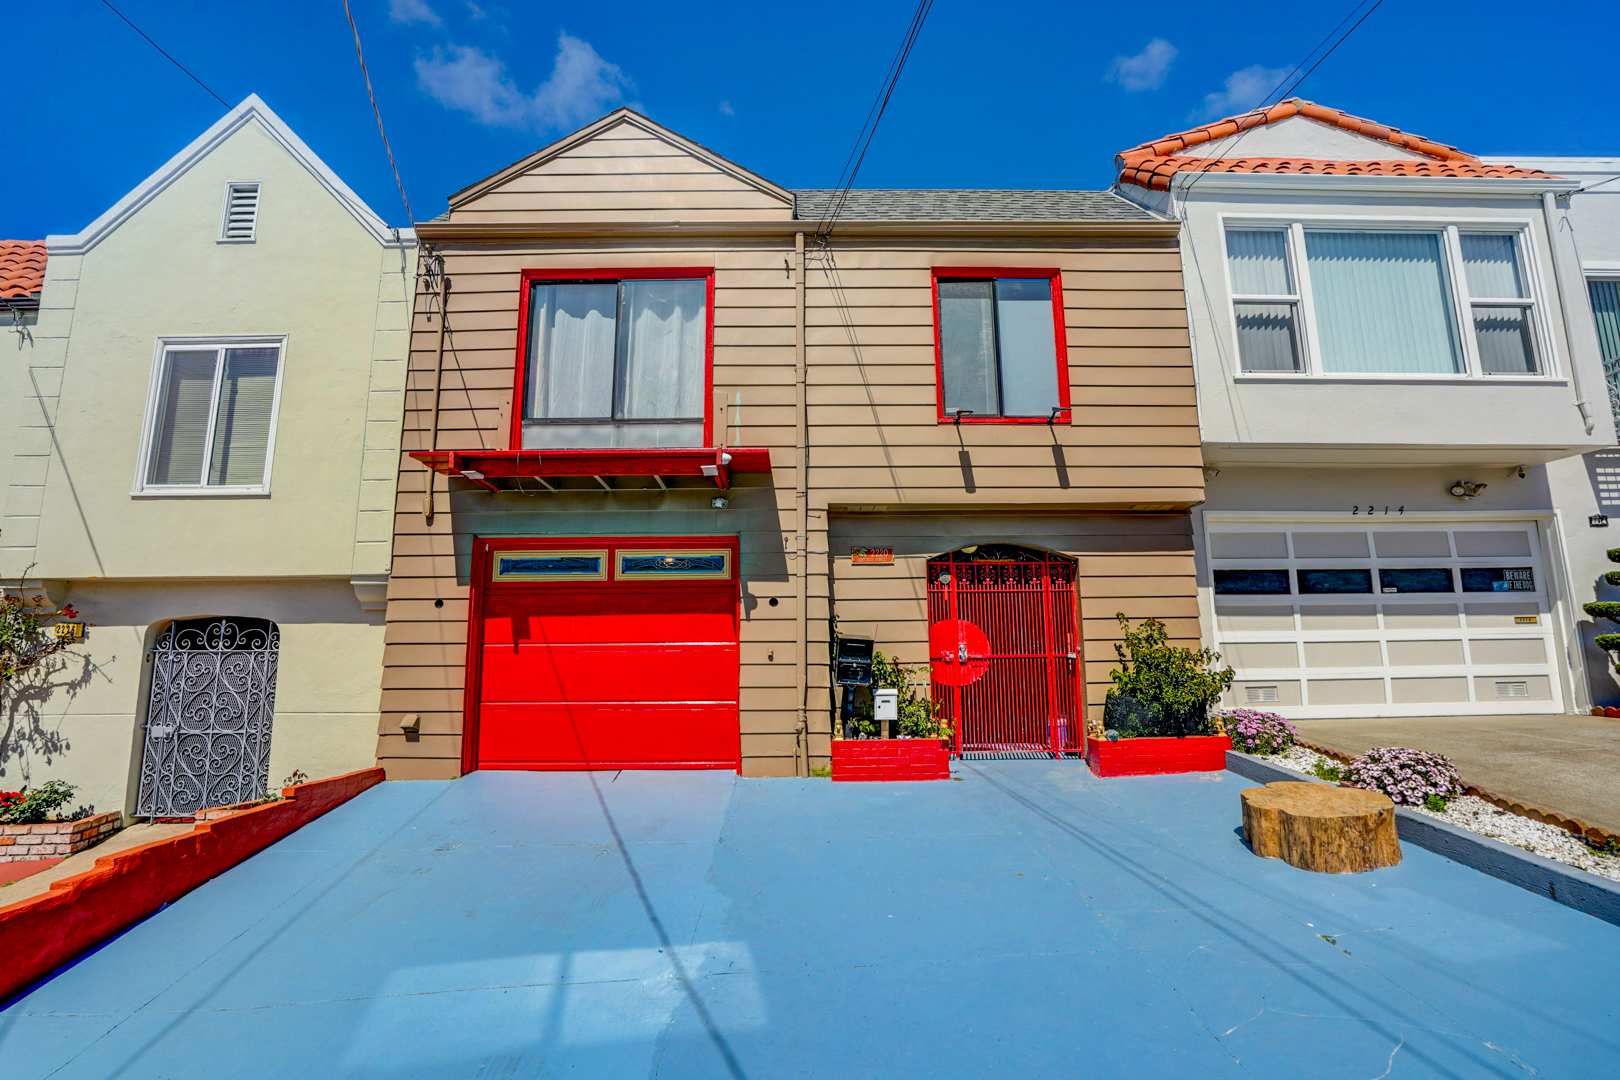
1351, 506, 1404, 515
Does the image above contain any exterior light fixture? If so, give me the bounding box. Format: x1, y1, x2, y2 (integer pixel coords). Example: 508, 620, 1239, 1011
711, 496, 729, 509
1448, 481, 1488, 501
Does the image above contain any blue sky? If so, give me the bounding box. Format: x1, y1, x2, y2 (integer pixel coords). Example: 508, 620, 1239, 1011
5, 1, 1617, 239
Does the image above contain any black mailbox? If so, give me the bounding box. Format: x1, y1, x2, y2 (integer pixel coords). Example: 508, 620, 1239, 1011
835, 636, 873, 686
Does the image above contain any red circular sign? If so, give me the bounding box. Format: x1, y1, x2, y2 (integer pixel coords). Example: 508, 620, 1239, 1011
929, 619, 991, 686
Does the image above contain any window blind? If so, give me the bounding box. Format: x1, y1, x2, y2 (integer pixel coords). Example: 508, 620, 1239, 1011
149, 351, 218, 485
1305, 231, 1461, 374
207, 348, 279, 485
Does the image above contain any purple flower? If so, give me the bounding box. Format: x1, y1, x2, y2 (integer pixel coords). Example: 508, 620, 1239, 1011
1220, 709, 1296, 755
1345, 746, 1463, 805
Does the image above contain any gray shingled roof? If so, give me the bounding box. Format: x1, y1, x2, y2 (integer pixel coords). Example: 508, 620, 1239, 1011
792, 189, 1158, 222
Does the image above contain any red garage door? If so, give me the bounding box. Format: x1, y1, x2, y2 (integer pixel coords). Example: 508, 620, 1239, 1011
470, 538, 740, 771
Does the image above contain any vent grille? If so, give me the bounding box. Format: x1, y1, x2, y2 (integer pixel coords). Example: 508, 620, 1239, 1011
1245, 685, 1279, 703
221, 182, 260, 240
1495, 680, 1529, 699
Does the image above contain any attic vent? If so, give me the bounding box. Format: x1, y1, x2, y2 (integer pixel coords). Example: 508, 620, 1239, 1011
1245, 685, 1279, 703
1495, 680, 1529, 699
220, 182, 261, 241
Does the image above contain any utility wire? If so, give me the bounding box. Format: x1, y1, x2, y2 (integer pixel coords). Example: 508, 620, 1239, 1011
341, 0, 417, 229
1178, 0, 1387, 199
813, 0, 935, 245
100, 0, 228, 109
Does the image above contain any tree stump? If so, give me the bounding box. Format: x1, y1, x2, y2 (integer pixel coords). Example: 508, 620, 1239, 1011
1241, 782, 1401, 873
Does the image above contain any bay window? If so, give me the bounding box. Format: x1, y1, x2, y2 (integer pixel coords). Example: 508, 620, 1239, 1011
520, 270, 711, 448
933, 269, 1068, 422
1224, 224, 1547, 378
139, 339, 284, 492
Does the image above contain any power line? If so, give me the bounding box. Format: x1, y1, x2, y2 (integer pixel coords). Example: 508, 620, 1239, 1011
100, 0, 228, 109
814, 0, 935, 245
341, 0, 417, 230
1179, 0, 1387, 199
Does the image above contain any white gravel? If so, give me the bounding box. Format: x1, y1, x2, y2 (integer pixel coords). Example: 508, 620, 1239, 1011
1242, 745, 1620, 884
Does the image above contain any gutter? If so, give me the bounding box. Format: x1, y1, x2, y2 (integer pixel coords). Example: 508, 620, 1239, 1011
415, 219, 1180, 242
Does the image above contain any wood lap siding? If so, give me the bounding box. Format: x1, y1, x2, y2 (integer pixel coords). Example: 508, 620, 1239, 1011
377, 125, 1203, 779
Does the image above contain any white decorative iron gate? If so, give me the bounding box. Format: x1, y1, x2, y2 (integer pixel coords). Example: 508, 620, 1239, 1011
136, 616, 279, 817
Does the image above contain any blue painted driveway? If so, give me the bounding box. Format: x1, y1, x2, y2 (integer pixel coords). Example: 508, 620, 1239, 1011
2, 762, 1618, 1078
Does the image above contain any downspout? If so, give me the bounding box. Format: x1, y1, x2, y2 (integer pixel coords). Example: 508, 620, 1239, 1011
795, 231, 809, 777
424, 257, 451, 521
1543, 191, 1596, 435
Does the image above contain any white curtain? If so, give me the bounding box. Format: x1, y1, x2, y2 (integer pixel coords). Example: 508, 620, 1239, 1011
617, 278, 706, 419
150, 350, 217, 485
995, 278, 1060, 417
939, 280, 997, 415
208, 347, 279, 485
527, 283, 616, 419
1305, 231, 1461, 374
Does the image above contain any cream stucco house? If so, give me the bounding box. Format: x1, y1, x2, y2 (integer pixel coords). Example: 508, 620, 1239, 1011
0, 96, 414, 818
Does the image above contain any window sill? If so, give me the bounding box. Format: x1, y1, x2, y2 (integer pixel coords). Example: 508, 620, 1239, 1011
1231, 374, 1566, 386
215, 238, 256, 245
130, 487, 271, 498
938, 414, 1072, 425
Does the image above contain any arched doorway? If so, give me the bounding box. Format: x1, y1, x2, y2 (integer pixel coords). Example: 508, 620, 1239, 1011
927, 544, 1081, 756
136, 616, 279, 817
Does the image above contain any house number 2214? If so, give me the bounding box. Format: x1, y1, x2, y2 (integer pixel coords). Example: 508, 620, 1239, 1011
1351, 506, 1404, 515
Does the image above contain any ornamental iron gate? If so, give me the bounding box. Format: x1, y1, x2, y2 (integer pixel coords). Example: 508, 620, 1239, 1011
136, 616, 279, 817
928, 545, 1081, 757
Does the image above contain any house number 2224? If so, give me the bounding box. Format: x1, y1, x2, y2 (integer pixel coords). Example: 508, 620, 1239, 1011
1351, 506, 1404, 515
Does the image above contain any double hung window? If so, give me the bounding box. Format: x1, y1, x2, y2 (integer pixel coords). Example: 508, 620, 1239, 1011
521, 272, 710, 449
140, 340, 284, 491
934, 271, 1067, 421
1589, 278, 1620, 426
1224, 225, 1545, 378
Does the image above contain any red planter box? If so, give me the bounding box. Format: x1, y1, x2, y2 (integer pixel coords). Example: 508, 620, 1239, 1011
831, 738, 950, 782
1085, 734, 1232, 777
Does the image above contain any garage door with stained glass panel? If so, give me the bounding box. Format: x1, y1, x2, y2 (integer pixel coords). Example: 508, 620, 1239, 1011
1207, 524, 1559, 717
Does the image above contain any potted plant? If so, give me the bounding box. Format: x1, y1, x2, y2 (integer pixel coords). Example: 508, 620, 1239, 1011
828, 651, 953, 782
1085, 614, 1236, 777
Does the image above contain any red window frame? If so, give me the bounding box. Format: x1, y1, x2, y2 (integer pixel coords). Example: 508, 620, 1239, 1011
461, 534, 742, 776
511, 267, 717, 450
930, 267, 1071, 425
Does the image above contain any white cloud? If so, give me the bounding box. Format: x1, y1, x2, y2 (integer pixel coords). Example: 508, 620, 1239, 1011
718, 100, 734, 116
1199, 64, 1289, 119
465, 2, 486, 18
390, 0, 442, 27
1105, 39, 1177, 92
416, 33, 635, 132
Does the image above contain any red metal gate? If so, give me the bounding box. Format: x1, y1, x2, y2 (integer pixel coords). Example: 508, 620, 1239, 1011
928, 545, 1082, 756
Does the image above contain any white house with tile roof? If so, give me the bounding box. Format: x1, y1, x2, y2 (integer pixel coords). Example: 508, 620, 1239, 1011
0, 96, 414, 818
1117, 100, 1614, 719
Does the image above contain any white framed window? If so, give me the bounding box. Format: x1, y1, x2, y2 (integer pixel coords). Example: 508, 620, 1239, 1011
135, 337, 286, 494
1222, 222, 1552, 379
219, 182, 261, 242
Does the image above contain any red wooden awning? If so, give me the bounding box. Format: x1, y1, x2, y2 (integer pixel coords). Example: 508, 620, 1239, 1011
410, 447, 772, 492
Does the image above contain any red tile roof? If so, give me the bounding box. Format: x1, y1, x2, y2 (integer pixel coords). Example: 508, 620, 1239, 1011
0, 240, 46, 300
1116, 99, 1554, 191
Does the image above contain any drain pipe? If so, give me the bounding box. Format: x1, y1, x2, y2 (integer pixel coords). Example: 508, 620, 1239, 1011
794, 231, 809, 777
424, 257, 451, 521
1542, 191, 1596, 436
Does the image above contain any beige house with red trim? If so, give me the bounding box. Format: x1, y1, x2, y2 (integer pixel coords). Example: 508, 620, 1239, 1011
378, 109, 1206, 779
1115, 100, 1614, 719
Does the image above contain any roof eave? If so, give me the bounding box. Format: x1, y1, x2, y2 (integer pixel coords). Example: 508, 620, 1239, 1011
415, 218, 1181, 241
1155, 172, 1570, 197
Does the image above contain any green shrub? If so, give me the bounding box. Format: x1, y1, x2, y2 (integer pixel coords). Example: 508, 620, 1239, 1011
0, 780, 78, 825
870, 650, 952, 740
1310, 759, 1344, 783
1607, 548, 1620, 565
1596, 634, 1620, 653
1424, 794, 1450, 812
1585, 602, 1620, 622
1605, 571, 1620, 587
1105, 614, 1234, 738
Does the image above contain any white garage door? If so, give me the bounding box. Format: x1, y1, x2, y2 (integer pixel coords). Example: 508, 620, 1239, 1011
1207, 521, 1562, 717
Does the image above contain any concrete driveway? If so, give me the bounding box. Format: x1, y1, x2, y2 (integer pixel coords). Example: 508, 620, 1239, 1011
2, 764, 1618, 1079
1295, 714, 1620, 833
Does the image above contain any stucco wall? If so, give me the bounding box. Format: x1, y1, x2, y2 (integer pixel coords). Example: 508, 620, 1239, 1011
1, 117, 413, 581
0, 578, 383, 820
1168, 186, 1613, 462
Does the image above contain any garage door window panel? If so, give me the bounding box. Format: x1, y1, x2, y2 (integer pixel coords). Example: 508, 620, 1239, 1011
1298, 569, 1372, 594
